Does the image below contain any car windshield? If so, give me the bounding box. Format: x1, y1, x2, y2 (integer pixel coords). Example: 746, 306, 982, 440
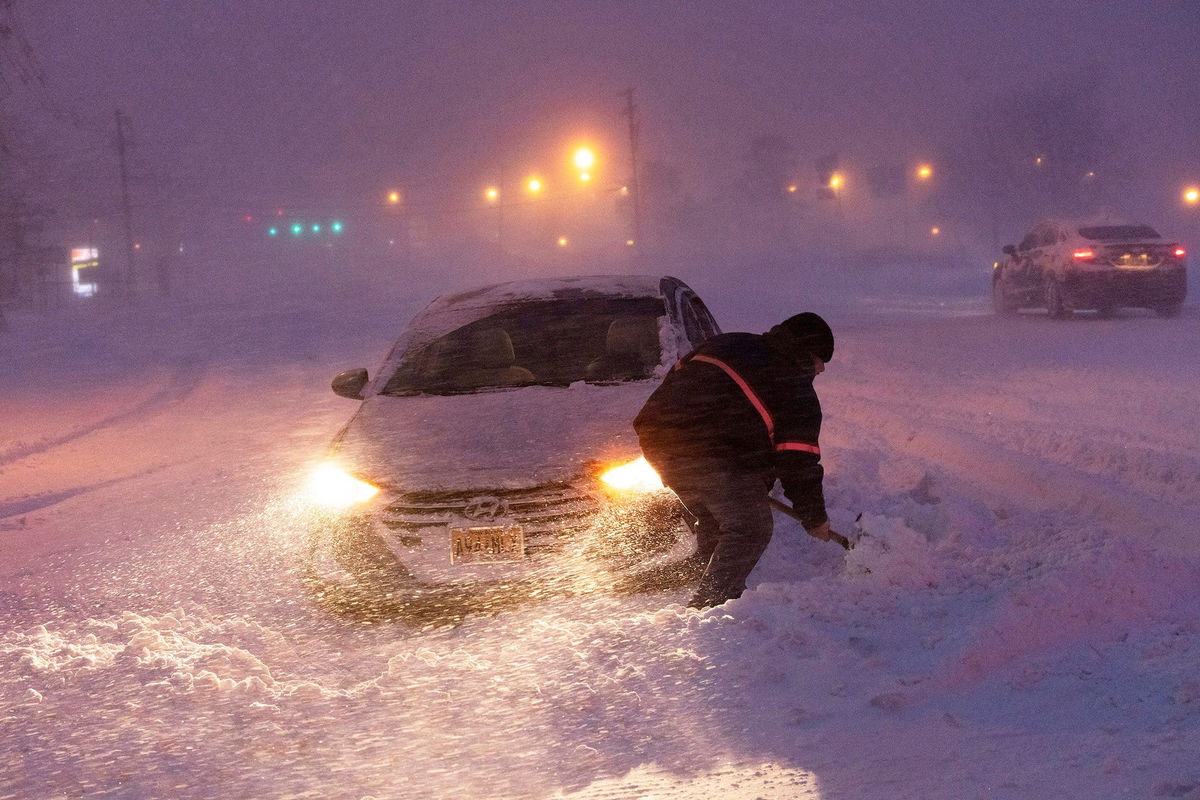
380, 296, 666, 395
1078, 225, 1161, 241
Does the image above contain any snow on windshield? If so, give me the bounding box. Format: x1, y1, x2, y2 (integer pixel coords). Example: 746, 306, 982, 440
381, 296, 666, 394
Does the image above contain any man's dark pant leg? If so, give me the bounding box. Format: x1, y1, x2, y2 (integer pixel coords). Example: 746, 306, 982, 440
670, 468, 774, 609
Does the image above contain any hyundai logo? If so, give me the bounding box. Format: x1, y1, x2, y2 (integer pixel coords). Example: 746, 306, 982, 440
463, 496, 508, 520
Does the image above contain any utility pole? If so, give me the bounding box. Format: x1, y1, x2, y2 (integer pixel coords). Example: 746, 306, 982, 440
621, 87, 643, 261
115, 108, 136, 301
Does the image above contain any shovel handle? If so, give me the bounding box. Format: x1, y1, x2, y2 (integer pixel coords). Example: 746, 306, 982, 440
767, 497, 852, 550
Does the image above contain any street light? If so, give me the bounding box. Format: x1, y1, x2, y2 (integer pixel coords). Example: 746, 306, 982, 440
916, 164, 933, 180
387, 190, 401, 205
485, 186, 499, 202
573, 147, 595, 171
527, 177, 543, 194
557, 235, 569, 247
1184, 187, 1199, 205
829, 173, 843, 190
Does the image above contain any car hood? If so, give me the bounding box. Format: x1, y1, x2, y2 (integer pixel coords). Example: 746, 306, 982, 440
333, 381, 657, 491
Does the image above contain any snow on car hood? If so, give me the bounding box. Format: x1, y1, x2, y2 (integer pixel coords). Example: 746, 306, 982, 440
332, 380, 657, 491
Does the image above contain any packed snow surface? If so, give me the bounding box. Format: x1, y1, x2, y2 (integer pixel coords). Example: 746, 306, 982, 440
2, 272, 1199, 799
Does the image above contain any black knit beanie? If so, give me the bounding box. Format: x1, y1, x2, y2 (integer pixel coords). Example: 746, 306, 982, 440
771, 312, 834, 362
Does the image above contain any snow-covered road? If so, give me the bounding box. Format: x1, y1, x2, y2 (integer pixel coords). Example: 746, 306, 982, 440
3, 284, 1199, 799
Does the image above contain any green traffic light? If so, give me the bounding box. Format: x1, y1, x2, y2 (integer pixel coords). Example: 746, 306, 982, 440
290, 223, 303, 235
268, 227, 278, 236
312, 224, 321, 233
331, 221, 343, 233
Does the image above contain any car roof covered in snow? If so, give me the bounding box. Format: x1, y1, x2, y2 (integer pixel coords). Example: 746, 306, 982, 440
423, 274, 667, 313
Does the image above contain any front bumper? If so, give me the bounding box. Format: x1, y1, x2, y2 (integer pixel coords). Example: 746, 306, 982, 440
1061, 267, 1186, 310
319, 482, 686, 587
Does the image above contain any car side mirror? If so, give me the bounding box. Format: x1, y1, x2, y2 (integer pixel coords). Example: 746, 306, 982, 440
331, 368, 369, 400
1001, 244, 1016, 256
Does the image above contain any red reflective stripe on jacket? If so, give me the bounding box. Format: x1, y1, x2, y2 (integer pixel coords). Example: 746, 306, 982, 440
690, 354, 775, 441
776, 441, 820, 455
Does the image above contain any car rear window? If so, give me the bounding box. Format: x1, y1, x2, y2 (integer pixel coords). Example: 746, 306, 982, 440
1078, 225, 1161, 241
381, 296, 667, 395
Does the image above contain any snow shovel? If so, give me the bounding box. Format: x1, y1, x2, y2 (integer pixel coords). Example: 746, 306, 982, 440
768, 497, 853, 550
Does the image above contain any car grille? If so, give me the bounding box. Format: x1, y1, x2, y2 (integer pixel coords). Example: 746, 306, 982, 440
380, 482, 602, 553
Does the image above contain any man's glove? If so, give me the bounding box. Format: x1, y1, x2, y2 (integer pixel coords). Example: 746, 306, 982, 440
805, 520, 852, 550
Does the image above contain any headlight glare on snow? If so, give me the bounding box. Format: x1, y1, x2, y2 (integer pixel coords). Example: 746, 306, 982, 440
599, 456, 664, 493
308, 463, 380, 508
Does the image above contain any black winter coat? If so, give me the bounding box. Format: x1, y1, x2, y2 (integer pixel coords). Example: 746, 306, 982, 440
633, 330, 827, 528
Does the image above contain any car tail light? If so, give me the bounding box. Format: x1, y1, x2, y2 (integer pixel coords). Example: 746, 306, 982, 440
1174, 247, 1186, 257
1072, 249, 1095, 260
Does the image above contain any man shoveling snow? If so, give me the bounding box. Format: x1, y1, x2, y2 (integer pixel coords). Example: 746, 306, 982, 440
633, 312, 846, 609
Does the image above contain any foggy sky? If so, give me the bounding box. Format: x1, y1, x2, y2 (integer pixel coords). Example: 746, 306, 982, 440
12, 0, 1200, 241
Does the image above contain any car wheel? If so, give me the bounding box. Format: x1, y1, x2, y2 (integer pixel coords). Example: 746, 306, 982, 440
1044, 279, 1070, 319
992, 275, 1017, 315
1154, 304, 1183, 318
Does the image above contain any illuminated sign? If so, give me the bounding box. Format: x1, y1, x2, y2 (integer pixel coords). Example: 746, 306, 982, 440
70, 247, 100, 297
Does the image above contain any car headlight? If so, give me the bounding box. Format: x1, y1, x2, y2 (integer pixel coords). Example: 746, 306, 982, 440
308, 463, 380, 508
599, 456, 664, 493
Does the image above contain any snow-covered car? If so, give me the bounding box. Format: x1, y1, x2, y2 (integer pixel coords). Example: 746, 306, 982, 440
304, 275, 722, 612
992, 220, 1187, 318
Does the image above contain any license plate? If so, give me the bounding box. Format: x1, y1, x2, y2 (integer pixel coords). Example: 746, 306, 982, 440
450, 525, 525, 564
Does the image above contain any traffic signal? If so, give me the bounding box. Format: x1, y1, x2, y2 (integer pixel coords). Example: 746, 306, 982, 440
270, 221, 346, 237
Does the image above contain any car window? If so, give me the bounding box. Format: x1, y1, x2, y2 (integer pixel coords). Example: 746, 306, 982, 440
1078, 225, 1161, 241
1038, 227, 1059, 247
681, 300, 705, 345
380, 296, 667, 395
1018, 229, 1041, 251
689, 295, 721, 340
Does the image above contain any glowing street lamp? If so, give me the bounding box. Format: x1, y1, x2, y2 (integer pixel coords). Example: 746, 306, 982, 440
1184, 187, 1199, 205
829, 173, 844, 190
527, 177, 543, 194
916, 164, 933, 180
573, 147, 595, 172
557, 235, 569, 247
579, 172, 592, 182
485, 186, 499, 202
387, 190, 401, 205
931, 226, 941, 236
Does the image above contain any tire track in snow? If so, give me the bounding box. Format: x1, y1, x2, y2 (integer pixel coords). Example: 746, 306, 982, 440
0, 359, 207, 467
0, 463, 179, 520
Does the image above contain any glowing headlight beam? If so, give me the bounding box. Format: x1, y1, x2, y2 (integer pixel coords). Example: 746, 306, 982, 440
308, 463, 380, 508
600, 456, 664, 492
